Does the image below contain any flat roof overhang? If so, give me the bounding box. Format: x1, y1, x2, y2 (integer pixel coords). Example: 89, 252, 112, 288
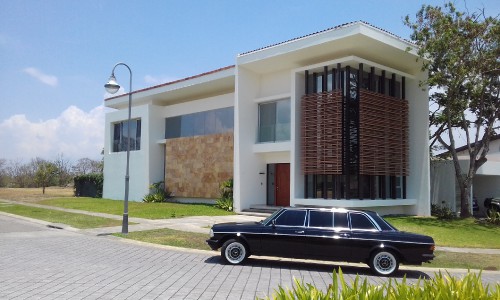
237, 22, 423, 75
105, 66, 235, 110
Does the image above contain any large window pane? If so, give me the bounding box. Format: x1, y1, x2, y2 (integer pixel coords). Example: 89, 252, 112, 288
165, 107, 233, 140
204, 110, 216, 135
165, 116, 181, 139
193, 112, 205, 136
309, 211, 333, 228
180, 114, 194, 137
258, 99, 290, 143
274, 210, 306, 226
113, 119, 141, 152
276, 100, 290, 141
259, 102, 276, 142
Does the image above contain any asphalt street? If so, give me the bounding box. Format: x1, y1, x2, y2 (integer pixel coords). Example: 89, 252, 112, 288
0, 213, 499, 300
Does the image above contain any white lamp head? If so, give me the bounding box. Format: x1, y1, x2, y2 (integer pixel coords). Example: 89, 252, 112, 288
104, 74, 120, 94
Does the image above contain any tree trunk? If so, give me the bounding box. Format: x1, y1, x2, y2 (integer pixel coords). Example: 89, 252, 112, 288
456, 175, 472, 218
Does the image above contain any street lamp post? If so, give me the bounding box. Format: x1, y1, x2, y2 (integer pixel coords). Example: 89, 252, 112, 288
104, 62, 132, 234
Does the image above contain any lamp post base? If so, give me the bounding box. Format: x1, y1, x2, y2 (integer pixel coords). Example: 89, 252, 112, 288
122, 214, 128, 234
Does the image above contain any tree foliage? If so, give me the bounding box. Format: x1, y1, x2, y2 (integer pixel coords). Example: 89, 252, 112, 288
405, 2, 500, 217
34, 160, 58, 194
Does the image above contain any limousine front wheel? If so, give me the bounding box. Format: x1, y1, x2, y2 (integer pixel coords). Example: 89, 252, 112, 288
221, 239, 248, 265
369, 250, 399, 276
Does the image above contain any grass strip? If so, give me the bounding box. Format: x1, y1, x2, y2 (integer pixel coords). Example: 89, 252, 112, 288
386, 216, 500, 249
114, 228, 211, 250
0, 202, 123, 229
38, 197, 234, 219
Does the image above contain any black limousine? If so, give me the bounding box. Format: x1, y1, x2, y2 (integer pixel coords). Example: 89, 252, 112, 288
207, 207, 435, 276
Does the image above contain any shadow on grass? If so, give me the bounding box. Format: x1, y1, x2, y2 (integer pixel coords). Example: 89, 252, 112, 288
204, 255, 430, 280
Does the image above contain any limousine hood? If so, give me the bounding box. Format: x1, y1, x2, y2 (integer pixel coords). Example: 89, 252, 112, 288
211, 222, 262, 231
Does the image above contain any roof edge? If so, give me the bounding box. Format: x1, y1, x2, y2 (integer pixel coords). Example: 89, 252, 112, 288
104, 65, 235, 101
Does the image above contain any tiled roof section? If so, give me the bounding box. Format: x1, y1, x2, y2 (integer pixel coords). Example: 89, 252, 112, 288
238, 21, 415, 56
105, 65, 235, 101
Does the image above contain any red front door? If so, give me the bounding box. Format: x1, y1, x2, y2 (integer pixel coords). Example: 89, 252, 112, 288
275, 163, 290, 207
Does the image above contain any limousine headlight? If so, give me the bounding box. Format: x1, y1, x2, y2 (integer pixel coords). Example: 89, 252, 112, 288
209, 229, 214, 238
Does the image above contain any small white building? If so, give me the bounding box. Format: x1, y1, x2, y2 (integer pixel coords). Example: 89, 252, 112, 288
431, 135, 500, 215
103, 21, 431, 216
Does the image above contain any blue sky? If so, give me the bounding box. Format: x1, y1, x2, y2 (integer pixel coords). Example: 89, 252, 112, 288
1, 0, 499, 162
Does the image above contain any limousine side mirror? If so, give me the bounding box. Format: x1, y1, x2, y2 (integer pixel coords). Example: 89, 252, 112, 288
272, 219, 276, 228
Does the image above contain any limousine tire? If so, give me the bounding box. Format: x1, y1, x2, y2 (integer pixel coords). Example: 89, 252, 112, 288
369, 250, 399, 276
221, 239, 248, 265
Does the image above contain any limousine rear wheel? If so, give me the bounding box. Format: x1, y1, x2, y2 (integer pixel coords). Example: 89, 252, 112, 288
369, 250, 399, 276
221, 239, 248, 265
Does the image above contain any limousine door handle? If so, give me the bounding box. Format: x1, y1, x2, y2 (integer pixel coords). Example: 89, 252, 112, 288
295, 230, 305, 234
339, 233, 350, 237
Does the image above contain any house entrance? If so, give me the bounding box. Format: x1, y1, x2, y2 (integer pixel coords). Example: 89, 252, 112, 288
267, 163, 290, 207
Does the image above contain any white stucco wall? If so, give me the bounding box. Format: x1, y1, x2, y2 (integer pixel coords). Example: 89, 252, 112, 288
103, 104, 151, 201
103, 93, 234, 202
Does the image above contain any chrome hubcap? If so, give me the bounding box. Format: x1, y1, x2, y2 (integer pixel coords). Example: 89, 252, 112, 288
225, 242, 245, 263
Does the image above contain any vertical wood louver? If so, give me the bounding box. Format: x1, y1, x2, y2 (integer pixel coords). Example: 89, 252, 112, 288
358, 90, 409, 176
301, 90, 343, 174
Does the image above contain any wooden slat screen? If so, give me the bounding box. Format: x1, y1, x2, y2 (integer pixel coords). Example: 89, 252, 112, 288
301, 90, 343, 174
358, 90, 409, 176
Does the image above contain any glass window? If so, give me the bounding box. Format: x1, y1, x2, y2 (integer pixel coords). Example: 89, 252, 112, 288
309, 211, 333, 228
350, 213, 377, 230
275, 100, 291, 141
165, 116, 181, 139
112, 119, 141, 152
334, 212, 349, 229
274, 210, 306, 226
165, 107, 234, 139
258, 102, 276, 142
258, 99, 290, 143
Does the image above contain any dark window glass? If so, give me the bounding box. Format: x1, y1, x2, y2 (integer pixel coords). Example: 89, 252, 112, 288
309, 211, 333, 228
258, 102, 276, 142
350, 213, 377, 230
180, 114, 194, 137
334, 212, 349, 229
112, 119, 141, 152
274, 210, 306, 226
165, 116, 181, 139
166, 107, 234, 140
204, 110, 216, 135
192, 112, 205, 136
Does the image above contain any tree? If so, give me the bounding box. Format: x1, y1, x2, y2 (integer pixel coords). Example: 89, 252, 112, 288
34, 160, 57, 194
72, 158, 102, 175
405, 3, 500, 217
53, 153, 73, 186
0, 159, 7, 187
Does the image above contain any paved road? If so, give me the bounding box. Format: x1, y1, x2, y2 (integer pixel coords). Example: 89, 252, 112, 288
0, 214, 499, 300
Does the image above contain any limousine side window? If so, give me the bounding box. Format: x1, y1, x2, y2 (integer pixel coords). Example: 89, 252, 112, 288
334, 212, 349, 229
274, 210, 307, 226
350, 212, 377, 230
308, 211, 333, 228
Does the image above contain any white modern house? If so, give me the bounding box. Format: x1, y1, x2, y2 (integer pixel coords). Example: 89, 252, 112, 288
431, 135, 500, 215
103, 21, 431, 216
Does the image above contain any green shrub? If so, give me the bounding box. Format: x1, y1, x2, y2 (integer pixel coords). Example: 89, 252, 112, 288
431, 203, 456, 219
74, 173, 103, 198
142, 181, 173, 203
260, 269, 499, 300
486, 208, 500, 225
215, 178, 233, 211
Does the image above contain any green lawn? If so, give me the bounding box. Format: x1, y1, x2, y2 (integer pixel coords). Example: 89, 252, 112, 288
38, 197, 234, 219
385, 216, 500, 249
0, 202, 123, 229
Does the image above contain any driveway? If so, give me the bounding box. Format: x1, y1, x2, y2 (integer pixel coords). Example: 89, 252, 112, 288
0, 213, 498, 299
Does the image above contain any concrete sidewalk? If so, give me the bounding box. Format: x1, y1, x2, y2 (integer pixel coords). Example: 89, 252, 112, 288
1, 199, 499, 255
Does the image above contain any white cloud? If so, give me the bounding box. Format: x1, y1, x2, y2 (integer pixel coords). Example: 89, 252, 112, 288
0, 105, 105, 161
23, 67, 58, 87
